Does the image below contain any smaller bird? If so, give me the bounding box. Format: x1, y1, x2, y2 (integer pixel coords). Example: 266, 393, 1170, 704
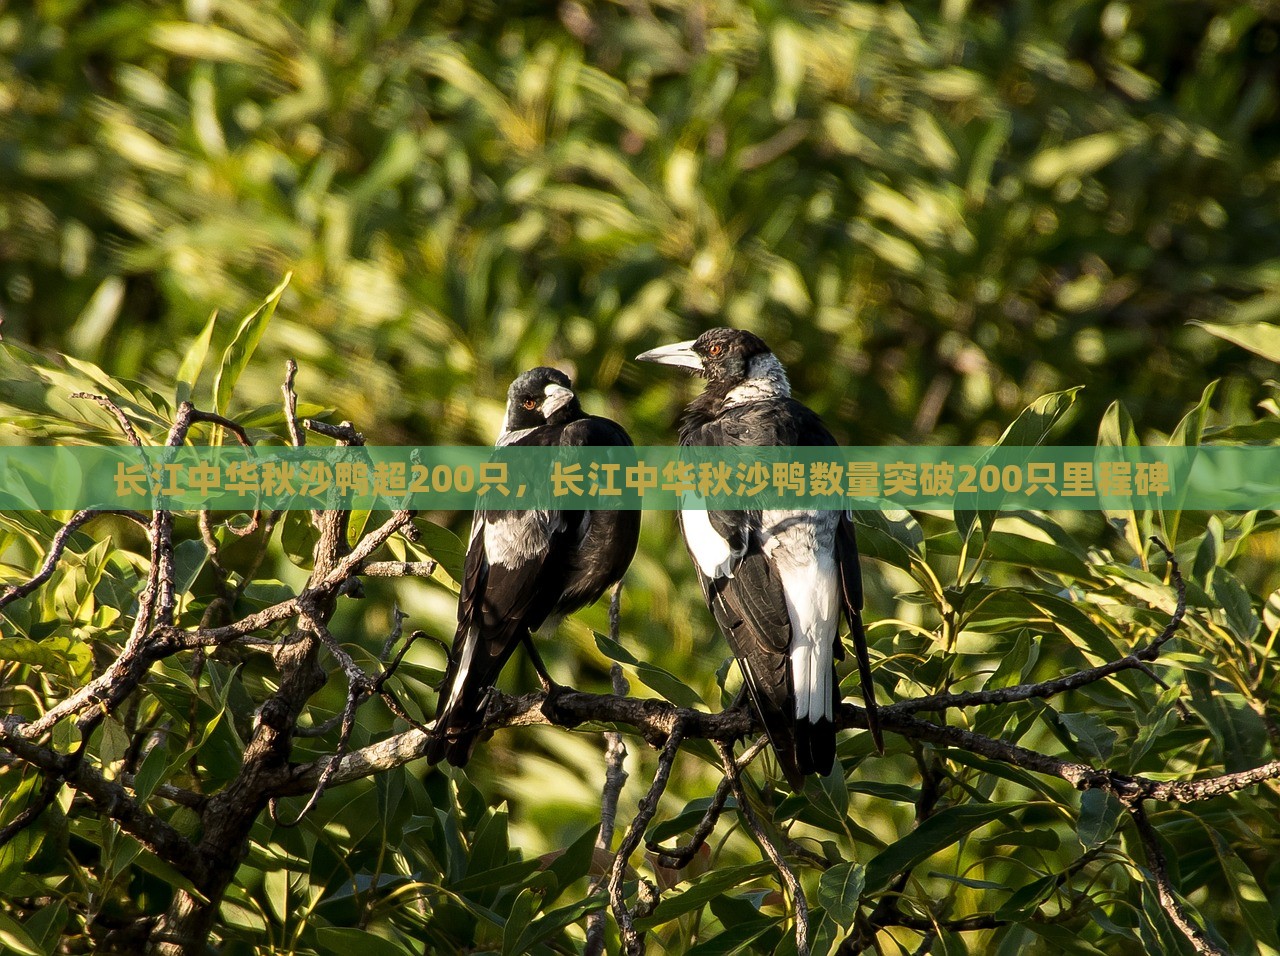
426, 368, 640, 767
637, 328, 881, 788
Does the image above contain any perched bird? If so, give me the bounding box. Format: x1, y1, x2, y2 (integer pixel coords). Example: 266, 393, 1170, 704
636, 328, 881, 787
426, 368, 641, 767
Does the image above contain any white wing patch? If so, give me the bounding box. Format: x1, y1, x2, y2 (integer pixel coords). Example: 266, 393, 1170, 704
680, 494, 741, 579
442, 625, 478, 713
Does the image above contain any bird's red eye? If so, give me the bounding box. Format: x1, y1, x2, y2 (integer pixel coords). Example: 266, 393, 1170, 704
523, 398, 538, 410
708, 344, 722, 356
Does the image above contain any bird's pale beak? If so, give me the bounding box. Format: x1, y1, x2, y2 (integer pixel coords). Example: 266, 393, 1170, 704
635, 339, 702, 371
542, 383, 575, 417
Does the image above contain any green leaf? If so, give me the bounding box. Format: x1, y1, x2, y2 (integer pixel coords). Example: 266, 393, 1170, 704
985, 631, 1037, 691
1209, 567, 1260, 641
542, 825, 600, 905
648, 797, 737, 844
1077, 790, 1123, 850
864, 802, 1018, 894
128, 847, 209, 903
213, 273, 290, 415
281, 510, 318, 570
849, 508, 923, 570
595, 631, 703, 708
1208, 827, 1280, 952
1170, 381, 1218, 448
132, 743, 168, 802
957, 387, 1081, 540
817, 862, 865, 924
1028, 131, 1135, 187
512, 895, 607, 953
1057, 712, 1117, 761
1098, 400, 1144, 557
686, 914, 780, 955
638, 861, 775, 928
994, 872, 1057, 921
0, 912, 45, 956
501, 887, 539, 956
1194, 320, 1280, 363
176, 309, 218, 405
411, 518, 467, 588
450, 857, 543, 896
314, 927, 416, 956
927, 528, 1089, 578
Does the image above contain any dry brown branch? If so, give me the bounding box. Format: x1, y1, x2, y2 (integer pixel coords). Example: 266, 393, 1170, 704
70, 392, 143, 446
1131, 804, 1228, 955
716, 739, 810, 956
607, 720, 684, 956
0, 510, 147, 610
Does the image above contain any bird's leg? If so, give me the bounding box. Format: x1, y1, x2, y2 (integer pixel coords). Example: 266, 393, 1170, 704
522, 635, 555, 692
524, 634, 584, 728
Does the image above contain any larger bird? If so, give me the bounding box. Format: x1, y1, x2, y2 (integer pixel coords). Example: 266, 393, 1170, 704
426, 368, 640, 767
637, 329, 882, 787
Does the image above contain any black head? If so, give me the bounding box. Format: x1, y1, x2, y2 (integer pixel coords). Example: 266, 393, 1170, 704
635, 328, 773, 386
504, 367, 580, 431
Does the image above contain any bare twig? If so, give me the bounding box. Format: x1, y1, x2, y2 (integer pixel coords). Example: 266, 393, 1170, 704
303, 419, 365, 445
270, 671, 367, 828
586, 606, 630, 956
649, 736, 769, 868
71, 392, 143, 446
1131, 804, 1228, 955
361, 560, 438, 578
607, 721, 684, 956
716, 739, 809, 956
282, 360, 304, 448
0, 510, 147, 611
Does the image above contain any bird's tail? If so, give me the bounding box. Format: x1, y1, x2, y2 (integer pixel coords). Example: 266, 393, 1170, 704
425, 625, 495, 767
849, 609, 883, 753
739, 661, 836, 790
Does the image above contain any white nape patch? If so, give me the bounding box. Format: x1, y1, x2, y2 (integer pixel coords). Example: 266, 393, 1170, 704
724, 353, 792, 408
761, 511, 839, 722
680, 494, 740, 579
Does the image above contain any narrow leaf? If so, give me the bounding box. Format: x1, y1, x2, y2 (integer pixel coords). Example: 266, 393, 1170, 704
213, 273, 290, 414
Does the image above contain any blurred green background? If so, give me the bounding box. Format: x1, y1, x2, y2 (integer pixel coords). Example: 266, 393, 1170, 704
5, 0, 1280, 953
5, 0, 1280, 447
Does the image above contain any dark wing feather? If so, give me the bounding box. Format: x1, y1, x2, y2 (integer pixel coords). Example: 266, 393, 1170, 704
707, 552, 810, 789
552, 415, 641, 614
426, 508, 569, 766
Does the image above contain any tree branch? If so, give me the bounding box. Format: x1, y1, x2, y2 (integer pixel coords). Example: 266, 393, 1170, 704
893, 537, 1185, 717
0, 510, 148, 611
1131, 804, 1228, 955
608, 720, 684, 956
716, 739, 810, 956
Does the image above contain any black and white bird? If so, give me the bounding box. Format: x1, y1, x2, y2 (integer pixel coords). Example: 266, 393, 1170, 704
637, 328, 881, 787
425, 368, 641, 767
